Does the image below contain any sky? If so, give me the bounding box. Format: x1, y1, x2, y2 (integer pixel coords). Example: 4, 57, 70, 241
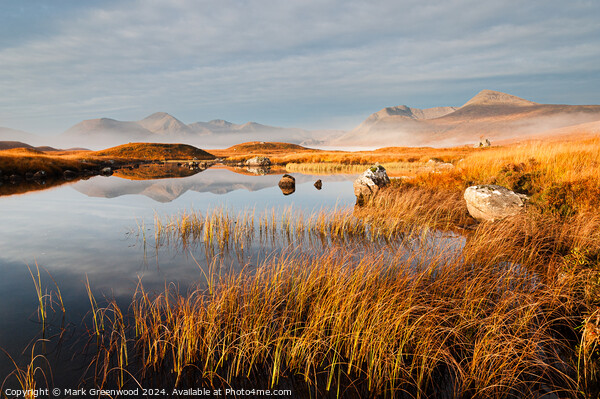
0, 0, 599, 135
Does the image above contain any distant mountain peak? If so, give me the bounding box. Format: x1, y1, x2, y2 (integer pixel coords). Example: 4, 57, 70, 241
138, 112, 190, 136
462, 90, 538, 107
208, 119, 233, 127
365, 105, 458, 124
142, 112, 175, 120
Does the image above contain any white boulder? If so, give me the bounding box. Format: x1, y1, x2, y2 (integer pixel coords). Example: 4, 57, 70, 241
353, 164, 390, 201
245, 156, 271, 167
464, 184, 525, 222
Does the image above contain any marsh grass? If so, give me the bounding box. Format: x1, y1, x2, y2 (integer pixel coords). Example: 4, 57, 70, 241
119, 153, 600, 396
285, 162, 426, 176
151, 203, 462, 260
86, 242, 588, 398
1, 341, 51, 399
25, 263, 65, 333
9, 137, 600, 396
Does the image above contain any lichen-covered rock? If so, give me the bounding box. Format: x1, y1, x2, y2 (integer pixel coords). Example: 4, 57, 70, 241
353, 164, 390, 202
464, 184, 525, 222
246, 156, 271, 167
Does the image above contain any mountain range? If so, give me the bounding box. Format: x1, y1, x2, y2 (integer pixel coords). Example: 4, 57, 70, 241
2, 90, 600, 150
58, 112, 340, 149
333, 90, 600, 147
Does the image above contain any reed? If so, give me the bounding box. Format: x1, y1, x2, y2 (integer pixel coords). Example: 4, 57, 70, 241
0, 342, 51, 399
76, 137, 600, 396
26, 263, 47, 328
85, 275, 104, 337
286, 161, 428, 176
89, 241, 589, 397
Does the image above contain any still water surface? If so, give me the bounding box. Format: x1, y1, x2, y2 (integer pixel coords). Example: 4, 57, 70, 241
0, 166, 464, 390
0, 168, 358, 386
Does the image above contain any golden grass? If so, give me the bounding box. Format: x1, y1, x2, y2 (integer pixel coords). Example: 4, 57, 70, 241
1, 342, 51, 399
113, 164, 200, 180
0, 151, 90, 177
99, 179, 600, 396
92, 143, 215, 161
210, 141, 320, 158
7, 136, 600, 396
285, 161, 429, 176
212, 141, 473, 167
89, 239, 593, 397
458, 138, 600, 188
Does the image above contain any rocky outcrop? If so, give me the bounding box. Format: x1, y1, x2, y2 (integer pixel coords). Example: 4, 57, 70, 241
246, 156, 271, 167
464, 185, 526, 222
474, 138, 491, 148
353, 164, 390, 203
278, 174, 295, 195
426, 158, 454, 172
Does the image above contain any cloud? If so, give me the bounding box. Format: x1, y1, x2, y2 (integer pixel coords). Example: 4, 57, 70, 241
0, 0, 599, 133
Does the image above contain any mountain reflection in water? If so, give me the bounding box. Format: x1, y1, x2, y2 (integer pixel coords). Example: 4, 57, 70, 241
72, 167, 354, 202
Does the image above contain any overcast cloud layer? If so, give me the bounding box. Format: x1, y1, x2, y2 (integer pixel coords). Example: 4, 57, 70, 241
1, 0, 599, 134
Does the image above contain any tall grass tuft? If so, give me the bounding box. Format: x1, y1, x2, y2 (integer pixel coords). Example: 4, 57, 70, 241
1, 342, 51, 399
87, 240, 590, 397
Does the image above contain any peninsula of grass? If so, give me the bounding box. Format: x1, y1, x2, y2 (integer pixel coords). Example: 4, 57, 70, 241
91, 142, 216, 161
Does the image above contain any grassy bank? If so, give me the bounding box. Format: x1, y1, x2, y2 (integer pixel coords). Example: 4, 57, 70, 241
5, 137, 600, 397
89, 163, 600, 398
89, 209, 600, 397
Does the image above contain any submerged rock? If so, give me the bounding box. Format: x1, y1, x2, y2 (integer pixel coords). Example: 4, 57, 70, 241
464, 184, 525, 222
278, 174, 295, 189
353, 164, 390, 203
246, 156, 271, 167
278, 174, 295, 195
314, 179, 322, 190
280, 186, 295, 196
